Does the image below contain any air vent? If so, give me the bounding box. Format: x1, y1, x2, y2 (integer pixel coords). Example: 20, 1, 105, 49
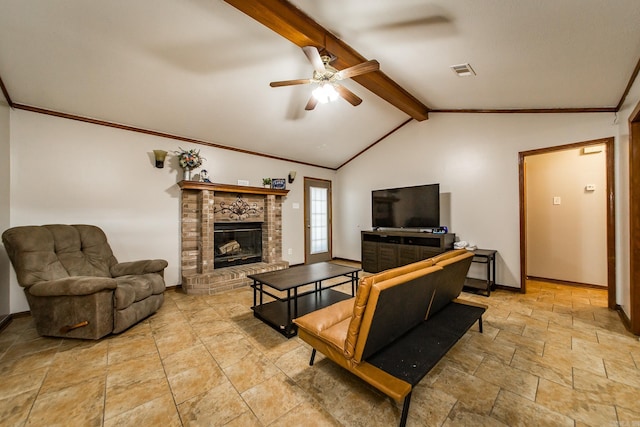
450, 63, 476, 77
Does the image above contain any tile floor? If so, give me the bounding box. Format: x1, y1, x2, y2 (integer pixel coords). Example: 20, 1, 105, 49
1, 272, 639, 426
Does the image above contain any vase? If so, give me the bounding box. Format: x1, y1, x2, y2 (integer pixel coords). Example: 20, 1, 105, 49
183, 168, 192, 181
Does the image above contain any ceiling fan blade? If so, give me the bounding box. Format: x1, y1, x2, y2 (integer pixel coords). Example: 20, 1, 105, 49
302, 46, 326, 74
270, 78, 312, 87
336, 60, 380, 80
305, 96, 318, 111
334, 85, 362, 106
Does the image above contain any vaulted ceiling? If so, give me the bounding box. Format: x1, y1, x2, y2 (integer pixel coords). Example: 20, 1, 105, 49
1, 0, 639, 169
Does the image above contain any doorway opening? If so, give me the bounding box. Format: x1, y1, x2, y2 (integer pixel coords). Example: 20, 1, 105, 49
519, 137, 615, 309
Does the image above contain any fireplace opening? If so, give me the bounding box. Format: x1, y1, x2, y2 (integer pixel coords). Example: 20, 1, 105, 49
214, 222, 262, 268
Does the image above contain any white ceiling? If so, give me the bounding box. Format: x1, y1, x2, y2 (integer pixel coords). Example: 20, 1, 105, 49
1, 0, 639, 169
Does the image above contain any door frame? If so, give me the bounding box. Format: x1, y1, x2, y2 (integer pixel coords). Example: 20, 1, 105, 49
304, 177, 333, 264
518, 137, 616, 309
629, 101, 640, 334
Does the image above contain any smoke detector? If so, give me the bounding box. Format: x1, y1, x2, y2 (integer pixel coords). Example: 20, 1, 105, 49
450, 63, 476, 77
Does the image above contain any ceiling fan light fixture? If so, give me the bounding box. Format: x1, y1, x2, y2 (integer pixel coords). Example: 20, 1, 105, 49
312, 83, 339, 104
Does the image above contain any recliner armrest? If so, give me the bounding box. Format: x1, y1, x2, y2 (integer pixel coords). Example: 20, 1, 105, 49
110, 259, 168, 277
28, 277, 117, 297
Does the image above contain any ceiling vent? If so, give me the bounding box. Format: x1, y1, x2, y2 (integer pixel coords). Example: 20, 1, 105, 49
450, 63, 476, 77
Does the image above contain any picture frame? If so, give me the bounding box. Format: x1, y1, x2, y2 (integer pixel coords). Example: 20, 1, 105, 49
271, 178, 286, 189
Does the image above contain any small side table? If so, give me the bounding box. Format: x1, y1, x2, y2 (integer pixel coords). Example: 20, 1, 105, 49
464, 249, 497, 296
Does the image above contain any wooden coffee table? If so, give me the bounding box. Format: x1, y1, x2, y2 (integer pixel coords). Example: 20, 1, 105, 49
248, 262, 360, 337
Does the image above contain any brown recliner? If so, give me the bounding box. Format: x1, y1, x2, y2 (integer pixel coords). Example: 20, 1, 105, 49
2, 224, 167, 339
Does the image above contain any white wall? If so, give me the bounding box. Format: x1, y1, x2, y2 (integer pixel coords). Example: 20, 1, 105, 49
334, 112, 617, 289
525, 147, 607, 286
0, 100, 10, 318
8, 109, 335, 313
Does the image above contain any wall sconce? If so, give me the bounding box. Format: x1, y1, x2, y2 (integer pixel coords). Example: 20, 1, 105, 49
288, 171, 297, 183
153, 150, 168, 168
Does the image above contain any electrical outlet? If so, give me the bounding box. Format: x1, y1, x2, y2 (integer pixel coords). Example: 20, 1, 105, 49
287, 248, 293, 255
553, 196, 561, 205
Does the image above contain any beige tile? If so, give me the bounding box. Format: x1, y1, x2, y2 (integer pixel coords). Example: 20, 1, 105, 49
0, 389, 38, 427
0, 367, 48, 400
104, 393, 181, 427
494, 329, 545, 356
0, 347, 57, 376
430, 365, 501, 414
573, 367, 640, 413
222, 349, 280, 393
27, 376, 106, 426
154, 328, 200, 359
104, 375, 171, 420
107, 331, 158, 365
223, 411, 262, 427
178, 380, 249, 426
241, 374, 306, 425
542, 343, 606, 377
510, 348, 573, 387
443, 402, 510, 427
491, 389, 573, 426
464, 332, 516, 364
475, 355, 539, 401
106, 351, 165, 388
169, 361, 227, 404
535, 378, 618, 425
161, 343, 215, 378
269, 399, 342, 427
405, 383, 458, 427
202, 334, 254, 368
39, 341, 109, 394
2, 336, 61, 361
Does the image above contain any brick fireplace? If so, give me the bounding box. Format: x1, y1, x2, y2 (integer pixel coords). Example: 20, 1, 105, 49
178, 181, 289, 295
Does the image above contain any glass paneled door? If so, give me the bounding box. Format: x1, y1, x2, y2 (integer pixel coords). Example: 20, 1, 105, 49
304, 178, 332, 264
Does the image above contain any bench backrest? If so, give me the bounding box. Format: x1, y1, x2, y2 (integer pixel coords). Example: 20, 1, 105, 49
427, 250, 475, 319
346, 249, 475, 362
353, 265, 443, 361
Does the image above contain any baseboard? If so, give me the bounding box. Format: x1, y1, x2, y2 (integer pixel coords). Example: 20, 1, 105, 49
616, 304, 632, 331
527, 276, 606, 289
493, 284, 522, 293
332, 257, 360, 264
0, 314, 11, 333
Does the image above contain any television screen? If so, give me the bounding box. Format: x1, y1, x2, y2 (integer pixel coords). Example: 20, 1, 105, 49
372, 184, 440, 229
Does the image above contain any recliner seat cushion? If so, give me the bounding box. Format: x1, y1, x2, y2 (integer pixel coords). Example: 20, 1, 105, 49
114, 274, 162, 309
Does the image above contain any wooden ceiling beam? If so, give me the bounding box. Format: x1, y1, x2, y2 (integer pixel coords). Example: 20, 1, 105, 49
224, 0, 429, 121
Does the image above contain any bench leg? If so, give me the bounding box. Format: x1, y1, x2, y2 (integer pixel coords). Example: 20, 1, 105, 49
309, 349, 317, 366
479, 316, 483, 333
399, 392, 412, 427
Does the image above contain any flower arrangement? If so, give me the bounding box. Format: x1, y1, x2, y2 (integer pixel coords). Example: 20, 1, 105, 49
174, 147, 205, 170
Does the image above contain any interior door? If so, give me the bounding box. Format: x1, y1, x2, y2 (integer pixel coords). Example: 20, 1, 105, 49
304, 177, 332, 264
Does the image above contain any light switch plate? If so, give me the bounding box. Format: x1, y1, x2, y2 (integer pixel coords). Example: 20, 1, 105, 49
553, 196, 561, 205
585, 184, 596, 191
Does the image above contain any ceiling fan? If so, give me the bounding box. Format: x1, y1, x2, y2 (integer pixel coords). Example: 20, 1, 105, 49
269, 46, 380, 111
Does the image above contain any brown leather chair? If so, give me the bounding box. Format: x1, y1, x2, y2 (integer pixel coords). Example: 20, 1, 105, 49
2, 224, 167, 339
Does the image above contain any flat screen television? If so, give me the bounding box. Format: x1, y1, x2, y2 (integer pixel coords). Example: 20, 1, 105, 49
371, 183, 440, 229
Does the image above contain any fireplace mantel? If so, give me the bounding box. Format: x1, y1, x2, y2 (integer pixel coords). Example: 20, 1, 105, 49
179, 180, 289, 295
178, 180, 289, 197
